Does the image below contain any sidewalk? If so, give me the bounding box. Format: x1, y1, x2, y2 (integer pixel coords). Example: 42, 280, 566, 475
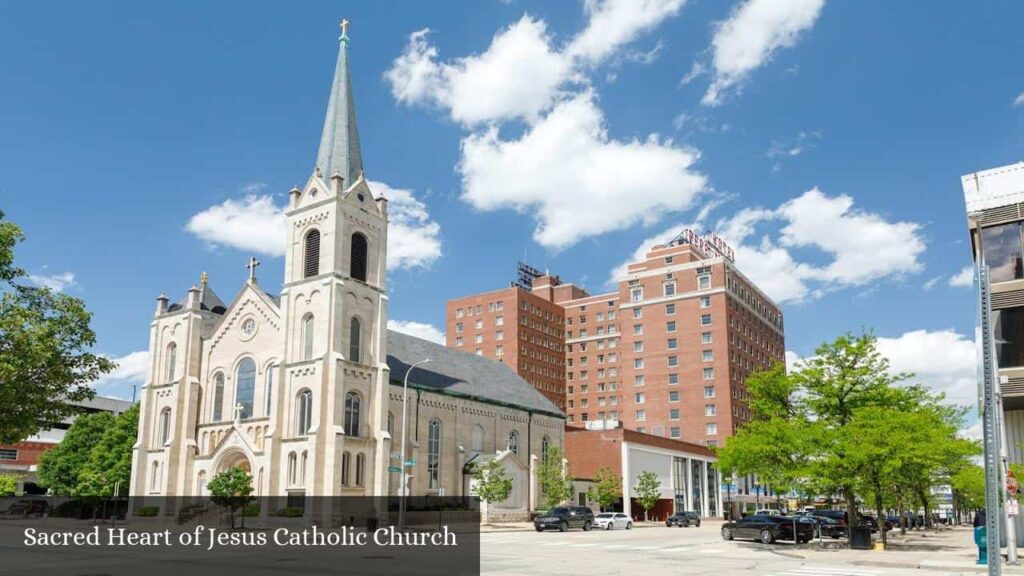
788, 526, 1024, 574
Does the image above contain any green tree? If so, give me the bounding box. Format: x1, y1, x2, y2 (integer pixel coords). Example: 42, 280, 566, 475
593, 467, 622, 512
473, 458, 513, 523
207, 467, 254, 528
79, 405, 139, 496
537, 445, 573, 509
634, 471, 661, 522
950, 465, 985, 519
37, 411, 114, 495
0, 211, 114, 444
0, 473, 19, 496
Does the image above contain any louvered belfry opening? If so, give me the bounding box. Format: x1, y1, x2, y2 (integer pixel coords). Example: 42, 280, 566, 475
350, 232, 368, 282
304, 229, 321, 278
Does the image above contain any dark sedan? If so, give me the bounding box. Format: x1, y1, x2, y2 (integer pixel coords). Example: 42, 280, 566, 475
533, 506, 595, 532
721, 514, 815, 544
666, 511, 701, 527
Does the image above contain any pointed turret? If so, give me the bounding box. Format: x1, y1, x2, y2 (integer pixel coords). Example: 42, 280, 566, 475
315, 19, 363, 189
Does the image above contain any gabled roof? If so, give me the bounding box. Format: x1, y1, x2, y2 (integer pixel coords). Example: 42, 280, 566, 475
386, 330, 564, 418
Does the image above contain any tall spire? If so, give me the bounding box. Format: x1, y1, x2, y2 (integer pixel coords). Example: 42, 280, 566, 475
315, 19, 363, 188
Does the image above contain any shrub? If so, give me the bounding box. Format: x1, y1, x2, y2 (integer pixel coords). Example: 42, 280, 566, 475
136, 506, 159, 517
243, 503, 260, 517
274, 506, 304, 517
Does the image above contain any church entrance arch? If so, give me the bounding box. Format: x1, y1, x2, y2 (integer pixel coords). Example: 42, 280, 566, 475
215, 449, 252, 474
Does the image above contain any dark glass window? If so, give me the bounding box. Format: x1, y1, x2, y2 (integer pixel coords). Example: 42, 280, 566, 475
235, 358, 256, 419
995, 306, 1024, 368
982, 223, 1024, 283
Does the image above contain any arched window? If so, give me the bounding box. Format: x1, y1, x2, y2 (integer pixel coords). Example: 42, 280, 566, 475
302, 314, 315, 360
235, 358, 256, 419
341, 452, 351, 487
197, 471, 207, 496
165, 343, 177, 382
159, 408, 172, 445
387, 411, 394, 437
428, 419, 441, 490
296, 389, 313, 435
349, 317, 362, 363
300, 451, 308, 485
344, 392, 361, 437
288, 452, 297, 485
303, 229, 320, 278
355, 453, 366, 487
151, 462, 159, 491
264, 365, 275, 417
508, 430, 519, 457
350, 232, 368, 282
213, 373, 225, 421
470, 425, 484, 457
542, 435, 551, 463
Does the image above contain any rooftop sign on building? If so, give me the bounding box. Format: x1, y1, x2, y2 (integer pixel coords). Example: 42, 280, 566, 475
668, 229, 736, 262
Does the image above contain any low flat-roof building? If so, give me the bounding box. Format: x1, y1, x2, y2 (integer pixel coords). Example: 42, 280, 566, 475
565, 426, 721, 521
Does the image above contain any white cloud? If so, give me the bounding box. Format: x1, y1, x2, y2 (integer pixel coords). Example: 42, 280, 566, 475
186, 194, 288, 257
386, 18, 572, 126
875, 329, 977, 410
922, 275, 941, 290
700, 0, 825, 106
1014, 92, 1024, 107
388, 320, 445, 345
185, 183, 442, 270
612, 188, 925, 303
460, 92, 707, 250
949, 265, 974, 288
369, 181, 443, 270
94, 350, 150, 388
568, 0, 686, 65
386, 1, 685, 126
27, 271, 76, 292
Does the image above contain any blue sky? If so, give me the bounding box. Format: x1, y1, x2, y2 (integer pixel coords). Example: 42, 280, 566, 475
2, 0, 1023, 416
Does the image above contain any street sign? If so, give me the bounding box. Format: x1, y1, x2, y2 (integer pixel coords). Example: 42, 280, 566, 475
388, 466, 401, 473
404, 460, 416, 466
1010, 499, 1020, 517
391, 452, 400, 460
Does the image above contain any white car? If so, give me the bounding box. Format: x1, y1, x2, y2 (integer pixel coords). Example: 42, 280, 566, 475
594, 512, 633, 530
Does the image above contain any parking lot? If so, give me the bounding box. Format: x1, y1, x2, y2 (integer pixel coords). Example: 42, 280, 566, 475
481, 521, 992, 576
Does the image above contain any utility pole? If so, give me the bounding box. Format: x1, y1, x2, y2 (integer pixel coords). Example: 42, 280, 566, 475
979, 264, 1004, 574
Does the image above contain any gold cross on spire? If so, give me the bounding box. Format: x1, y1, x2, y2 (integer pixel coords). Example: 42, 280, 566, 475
200, 271, 208, 286
340, 19, 349, 36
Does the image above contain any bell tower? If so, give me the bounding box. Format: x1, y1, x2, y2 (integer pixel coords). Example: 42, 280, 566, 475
274, 20, 390, 503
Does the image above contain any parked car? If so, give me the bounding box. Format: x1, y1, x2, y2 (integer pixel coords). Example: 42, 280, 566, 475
666, 511, 702, 528
809, 509, 848, 526
722, 514, 815, 544
534, 506, 595, 532
594, 512, 632, 530
755, 508, 786, 516
7, 499, 48, 517
796, 514, 845, 539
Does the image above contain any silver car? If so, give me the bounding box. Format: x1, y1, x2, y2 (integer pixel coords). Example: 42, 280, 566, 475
594, 512, 633, 530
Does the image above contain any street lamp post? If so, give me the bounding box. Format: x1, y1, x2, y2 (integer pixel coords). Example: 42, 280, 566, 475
398, 358, 431, 530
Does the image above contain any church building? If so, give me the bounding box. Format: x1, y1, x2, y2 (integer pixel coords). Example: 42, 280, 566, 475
129, 22, 565, 519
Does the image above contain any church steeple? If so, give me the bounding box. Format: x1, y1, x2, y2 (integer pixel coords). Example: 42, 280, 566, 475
315, 19, 363, 188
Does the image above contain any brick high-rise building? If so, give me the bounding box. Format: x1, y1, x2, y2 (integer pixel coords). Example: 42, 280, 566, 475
445, 231, 785, 446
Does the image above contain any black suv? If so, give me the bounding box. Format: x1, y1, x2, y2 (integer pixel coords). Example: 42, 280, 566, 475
534, 506, 595, 532
666, 511, 701, 527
